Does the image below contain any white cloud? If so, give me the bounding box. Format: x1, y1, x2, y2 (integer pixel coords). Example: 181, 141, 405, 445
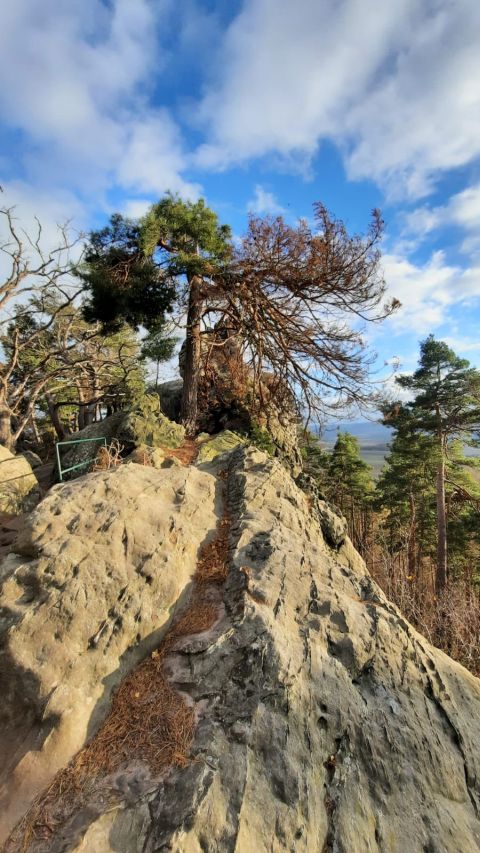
382, 250, 480, 334
247, 185, 285, 215
442, 337, 480, 354
0, 0, 198, 220
121, 199, 154, 220
403, 184, 480, 247
116, 112, 200, 200
196, 0, 480, 198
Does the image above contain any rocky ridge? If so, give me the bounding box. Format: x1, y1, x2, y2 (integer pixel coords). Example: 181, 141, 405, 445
1, 447, 480, 851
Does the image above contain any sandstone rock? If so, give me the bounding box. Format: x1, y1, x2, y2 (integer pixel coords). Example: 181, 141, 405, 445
156, 379, 183, 422
296, 471, 348, 547
0, 462, 217, 842
21, 450, 42, 469
196, 429, 246, 463
262, 405, 302, 476
0, 446, 40, 513
161, 455, 182, 468
315, 498, 348, 548
126, 444, 165, 468
123, 394, 184, 449
3, 449, 480, 852
59, 396, 185, 479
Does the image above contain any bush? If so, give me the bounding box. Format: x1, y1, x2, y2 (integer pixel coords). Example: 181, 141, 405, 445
369, 551, 480, 676
248, 420, 275, 456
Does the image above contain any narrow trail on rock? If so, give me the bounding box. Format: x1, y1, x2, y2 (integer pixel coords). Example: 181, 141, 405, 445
4, 463, 230, 853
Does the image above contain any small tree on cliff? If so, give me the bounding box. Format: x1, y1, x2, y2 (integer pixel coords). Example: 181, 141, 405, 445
81, 198, 231, 435
82, 197, 397, 435
140, 197, 232, 433
0, 207, 84, 448
395, 337, 480, 592
328, 432, 374, 554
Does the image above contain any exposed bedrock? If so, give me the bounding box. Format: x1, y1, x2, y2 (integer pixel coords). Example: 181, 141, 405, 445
0, 463, 218, 843
2, 448, 480, 851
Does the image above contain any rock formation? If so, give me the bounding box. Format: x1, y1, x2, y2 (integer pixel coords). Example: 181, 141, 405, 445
0, 462, 217, 843
0, 445, 40, 514
171, 326, 303, 475
196, 429, 246, 463
1, 447, 480, 851
20, 451, 42, 470
59, 395, 185, 478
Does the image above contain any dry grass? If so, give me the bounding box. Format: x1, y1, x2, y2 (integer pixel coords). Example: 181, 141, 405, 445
370, 554, 480, 677
6, 476, 231, 853
92, 439, 124, 471
162, 439, 199, 466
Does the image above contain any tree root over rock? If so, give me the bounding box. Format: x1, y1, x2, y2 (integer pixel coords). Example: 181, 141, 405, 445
4, 473, 230, 853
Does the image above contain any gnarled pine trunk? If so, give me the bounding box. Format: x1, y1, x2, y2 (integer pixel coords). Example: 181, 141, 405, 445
46, 394, 67, 441
181, 275, 203, 436
436, 453, 447, 592
0, 387, 13, 449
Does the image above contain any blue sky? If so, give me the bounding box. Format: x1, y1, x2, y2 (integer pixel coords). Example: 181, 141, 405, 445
1, 0, 480, 384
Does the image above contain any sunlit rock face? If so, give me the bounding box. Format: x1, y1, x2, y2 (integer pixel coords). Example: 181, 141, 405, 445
1, 447, 480, 852
0, 445, 40, 513
0, 462, 217, 844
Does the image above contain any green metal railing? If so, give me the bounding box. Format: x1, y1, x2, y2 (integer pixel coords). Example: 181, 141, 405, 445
55, 437, 107, 482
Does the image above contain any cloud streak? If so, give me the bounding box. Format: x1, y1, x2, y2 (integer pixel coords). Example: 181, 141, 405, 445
0, 0, 199, 213
196, 0, 480, 199
382, 250, 480, 334
403, 184, 480, 255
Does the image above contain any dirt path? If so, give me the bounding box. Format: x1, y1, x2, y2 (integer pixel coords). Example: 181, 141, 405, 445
162, 438, 199, 466
5, 466, 230, 853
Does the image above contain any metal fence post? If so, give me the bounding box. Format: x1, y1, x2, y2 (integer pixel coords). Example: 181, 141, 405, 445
55, 437, 108, 482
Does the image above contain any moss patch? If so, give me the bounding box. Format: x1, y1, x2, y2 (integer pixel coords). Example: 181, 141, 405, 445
197, 430, 246, 463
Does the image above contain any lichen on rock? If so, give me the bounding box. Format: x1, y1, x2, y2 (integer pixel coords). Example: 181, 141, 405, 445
59, 395, 185, 479
126, 444, 165, 468
196, 429, 246, 463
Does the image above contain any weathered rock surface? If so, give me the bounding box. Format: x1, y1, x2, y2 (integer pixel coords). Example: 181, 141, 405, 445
2, 447, 480, 852
0, 445, 40, 513
0, 463, 218, 843
126, 444, 165, 468
21, 450, 43, 469
196, 429, 246, 463
60, 396, 185, 479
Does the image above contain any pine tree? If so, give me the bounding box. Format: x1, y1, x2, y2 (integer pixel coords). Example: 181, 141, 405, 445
81, 198, 396, 438
376, 405, 438, 582
81, 197, 232, 435
395, 336, 480, 591
327, 432, 374, 554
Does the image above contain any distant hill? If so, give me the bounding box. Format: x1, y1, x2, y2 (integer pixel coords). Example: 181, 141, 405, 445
317, 420, 480, 477
318, 420, 392, 477
320, 420, 392, 446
